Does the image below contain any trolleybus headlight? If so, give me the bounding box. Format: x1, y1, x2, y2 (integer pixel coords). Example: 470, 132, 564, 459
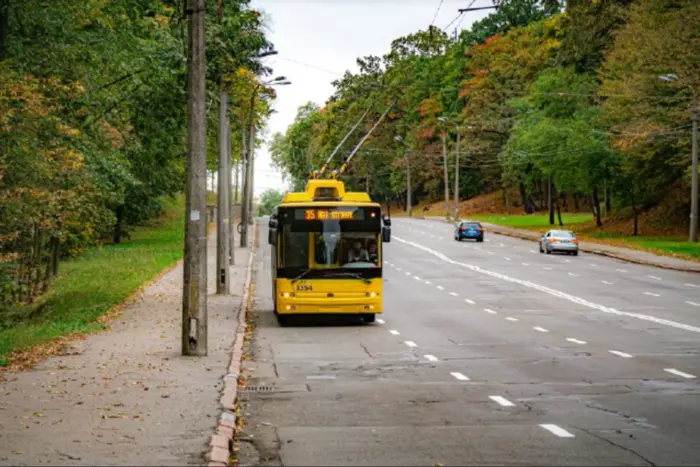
366, 292, 378, 298
286, 305, 296, 311
281, 292, 295, 298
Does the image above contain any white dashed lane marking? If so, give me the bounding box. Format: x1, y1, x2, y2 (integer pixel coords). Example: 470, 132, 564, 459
449, 292, 458, 297
393, 236, 700, 335
505, 257, 512, 261
489, 396, 515, 407
522, 262, 530, 266
616, 268, 627, 273
425, 281, 432, 285
608, 350, 633, 358
485, 308, 498, 314
644, 292, 660, 297
539, 424, 575, 438
543, 267, 553, 271
424, 354, 439, 362
648, 275, 662, 280
405, 271, 411, 276
389, 330, 400, 336
602, 280, 613, 285
376, 318, 385, 324
533, 326, 549, 333
437, 285, 444, 291
685, 283, 700, 288
465, 299, 475, 305
664, 368, 696, 379
414, 276, 421, 280
566, 338, 587, 344
450, 372, 470, 381
568, 273, 579, 277
505, 317, 519, 322
404, 340, 418, 348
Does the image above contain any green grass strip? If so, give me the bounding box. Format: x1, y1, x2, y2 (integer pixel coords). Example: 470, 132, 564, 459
0, 195, 186, 365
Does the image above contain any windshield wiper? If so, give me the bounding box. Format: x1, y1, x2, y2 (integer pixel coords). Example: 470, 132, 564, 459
291, 268, 312, 284
326, 272, 372, 284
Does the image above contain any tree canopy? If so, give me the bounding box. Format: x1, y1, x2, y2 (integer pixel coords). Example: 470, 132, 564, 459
270, 0, 698, 234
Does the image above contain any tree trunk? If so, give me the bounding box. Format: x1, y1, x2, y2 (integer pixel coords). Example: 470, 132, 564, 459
592, 189, 602, 227
31, 228, 43, 298
504, 188, 511, 215
0, 0, 8, 62
555, 191, 563, 226
519, 182, 533, 214
630, 187, 639, 236
51, 237, 60, 276
42, 238, 52, 293
573, 194, 580, 211
113, 204, 125, 244
605, 183, 611, 215
548, 176, 554, 225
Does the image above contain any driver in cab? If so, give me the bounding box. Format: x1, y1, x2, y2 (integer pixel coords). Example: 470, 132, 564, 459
347, 240, 369, 263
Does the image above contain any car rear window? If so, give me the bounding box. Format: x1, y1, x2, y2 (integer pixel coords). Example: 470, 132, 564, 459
552, 230, 574, 238
462, 222, 480, 228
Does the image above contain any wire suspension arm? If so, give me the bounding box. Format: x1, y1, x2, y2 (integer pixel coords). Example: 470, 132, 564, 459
336, 99, 396, 177
317, 107, 371, 178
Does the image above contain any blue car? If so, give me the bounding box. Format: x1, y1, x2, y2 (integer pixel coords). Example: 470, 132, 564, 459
454, 221, 484, 242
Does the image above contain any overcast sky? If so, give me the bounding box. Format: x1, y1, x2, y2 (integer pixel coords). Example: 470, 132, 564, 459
248, 0, 493, 196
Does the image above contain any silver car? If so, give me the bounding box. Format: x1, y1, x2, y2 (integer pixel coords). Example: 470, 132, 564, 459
539, 229, 579, 256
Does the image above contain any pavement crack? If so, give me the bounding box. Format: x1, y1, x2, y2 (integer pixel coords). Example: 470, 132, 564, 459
360, 343, 373, 358
273, 362, 279, 378
580, 428, 656, 466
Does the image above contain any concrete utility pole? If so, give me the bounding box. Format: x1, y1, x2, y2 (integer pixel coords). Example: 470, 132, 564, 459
240, 77, 290, 246
215, 0, 229, 293
442, 130, 450, 221
395, 135, 412, 217
240, 91, 256, 247
182, 0, 207, 357
691, 90, 698, 242
454, 129, 461, 221
406, 148, 412, 217
227, 121, 235, 265
216, 89, 230, 294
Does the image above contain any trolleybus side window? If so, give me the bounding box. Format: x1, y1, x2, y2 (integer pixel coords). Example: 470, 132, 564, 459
281, 225, 308, 268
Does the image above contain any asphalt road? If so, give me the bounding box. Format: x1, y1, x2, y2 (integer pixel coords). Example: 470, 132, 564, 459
237, 217, 700, 466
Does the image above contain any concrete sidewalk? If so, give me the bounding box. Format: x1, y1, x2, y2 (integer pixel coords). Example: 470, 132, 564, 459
0, 227, 252, 466
420, 216, 700, 273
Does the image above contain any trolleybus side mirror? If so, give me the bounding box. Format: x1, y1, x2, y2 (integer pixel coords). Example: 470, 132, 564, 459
268, 228, 277, 245
382, 226, 391, 243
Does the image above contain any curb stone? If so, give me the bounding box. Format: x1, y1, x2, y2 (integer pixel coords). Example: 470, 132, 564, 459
207, 222, 257, 466
416, 217, 700, 273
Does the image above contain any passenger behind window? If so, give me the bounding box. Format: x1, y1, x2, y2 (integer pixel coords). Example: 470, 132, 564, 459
368, 241, 378, 264
347, 240, 369, 263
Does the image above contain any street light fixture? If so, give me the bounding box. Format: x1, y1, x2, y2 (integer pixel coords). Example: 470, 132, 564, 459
659, 73, 698, 242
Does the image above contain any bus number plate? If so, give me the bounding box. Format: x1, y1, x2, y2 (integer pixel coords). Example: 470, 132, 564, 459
296, 284, 312, 292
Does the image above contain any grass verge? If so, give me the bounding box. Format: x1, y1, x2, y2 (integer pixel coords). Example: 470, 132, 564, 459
584, 233, 700, 260
0, 194, 186, 367
468, 213, 593, 230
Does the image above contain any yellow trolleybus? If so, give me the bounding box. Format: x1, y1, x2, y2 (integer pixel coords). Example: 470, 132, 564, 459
267, 178, 391, 326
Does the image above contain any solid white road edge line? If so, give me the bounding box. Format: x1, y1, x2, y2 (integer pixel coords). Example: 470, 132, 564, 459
393, 236, 700, 335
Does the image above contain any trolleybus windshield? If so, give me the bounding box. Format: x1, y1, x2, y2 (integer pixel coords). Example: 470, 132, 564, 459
276, 206, 382, 280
